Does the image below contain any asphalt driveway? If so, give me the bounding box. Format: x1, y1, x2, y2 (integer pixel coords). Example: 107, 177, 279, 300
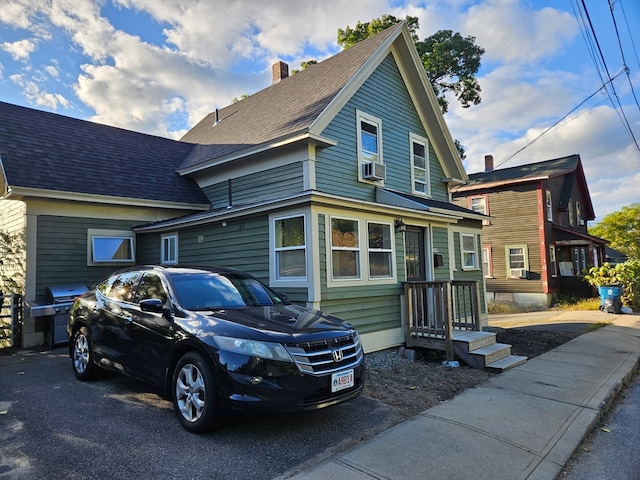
0, 346, 394, 480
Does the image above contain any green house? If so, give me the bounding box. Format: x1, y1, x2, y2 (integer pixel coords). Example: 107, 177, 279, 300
0, 23, 487, 350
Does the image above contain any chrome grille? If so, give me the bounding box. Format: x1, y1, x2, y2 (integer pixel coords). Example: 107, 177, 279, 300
284, 333, 363, 376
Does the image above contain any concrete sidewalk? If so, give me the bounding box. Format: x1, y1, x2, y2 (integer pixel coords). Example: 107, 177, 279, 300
281, 313, 640, 480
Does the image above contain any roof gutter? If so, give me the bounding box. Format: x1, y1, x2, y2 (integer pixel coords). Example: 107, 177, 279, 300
7, 186, 210, 211
177, 132, 336, 176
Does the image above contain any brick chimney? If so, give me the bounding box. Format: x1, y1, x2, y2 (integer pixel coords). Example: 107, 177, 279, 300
484, 154, 494, 172
272, 61, 289, 84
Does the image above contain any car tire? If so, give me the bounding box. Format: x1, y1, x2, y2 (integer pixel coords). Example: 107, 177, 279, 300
172, 351, 217, 433
71, 326, 97, 381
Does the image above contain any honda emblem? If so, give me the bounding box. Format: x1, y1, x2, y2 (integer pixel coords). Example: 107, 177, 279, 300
332, 349, 343, 362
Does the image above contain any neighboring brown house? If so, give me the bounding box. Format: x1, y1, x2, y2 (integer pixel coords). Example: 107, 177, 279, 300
452, 154, 607, 307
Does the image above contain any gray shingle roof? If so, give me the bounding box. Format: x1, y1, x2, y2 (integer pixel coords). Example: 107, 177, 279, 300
178, 23, 402, 172
0, 101, 209, 206
460, 155, 581, 189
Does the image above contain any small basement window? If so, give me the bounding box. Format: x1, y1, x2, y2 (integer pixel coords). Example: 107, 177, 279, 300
88, 229, 135, 265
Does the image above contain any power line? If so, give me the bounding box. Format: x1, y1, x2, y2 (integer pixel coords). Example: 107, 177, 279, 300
495, 72, 625, 169
609, 0, 640, 112
574, 0, 639, 153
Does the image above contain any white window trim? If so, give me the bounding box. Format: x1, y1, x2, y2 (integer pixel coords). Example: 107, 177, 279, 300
460, 233, 479, 270
269, 210, 310, 288
161, 233, 178, 265
326, 213, 397, 288
409, 132, 430, 196
367, 220, 394, 280
506, 244, 529, 278
546, 190, 553, 221
356, 110, 383, 183
482, 246, 493, 278
549, 245, 557, 277
87, 228, 135, 266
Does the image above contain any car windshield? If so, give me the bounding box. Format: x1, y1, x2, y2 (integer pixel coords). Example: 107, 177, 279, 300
170, 272, 282, 311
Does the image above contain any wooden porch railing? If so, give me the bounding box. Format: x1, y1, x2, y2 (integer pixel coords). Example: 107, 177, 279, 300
404, 281, 481, 362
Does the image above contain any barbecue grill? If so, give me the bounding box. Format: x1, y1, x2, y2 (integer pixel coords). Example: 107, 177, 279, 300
26, 284, 88, 347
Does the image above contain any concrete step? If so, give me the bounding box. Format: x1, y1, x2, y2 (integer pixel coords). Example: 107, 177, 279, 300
468, 343, 512, 366
452, 330, 497, 352
485, 354, 528, 373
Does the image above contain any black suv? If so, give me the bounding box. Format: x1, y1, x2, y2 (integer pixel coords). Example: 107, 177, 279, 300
67, 265, 365, 433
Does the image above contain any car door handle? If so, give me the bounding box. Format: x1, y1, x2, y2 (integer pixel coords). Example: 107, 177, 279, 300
123, 315, 133, 324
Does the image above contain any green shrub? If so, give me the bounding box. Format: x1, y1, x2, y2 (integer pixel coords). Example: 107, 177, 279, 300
581, 260, 640, 309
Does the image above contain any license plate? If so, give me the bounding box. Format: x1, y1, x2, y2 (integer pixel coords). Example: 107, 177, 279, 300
331, 369, 354, 393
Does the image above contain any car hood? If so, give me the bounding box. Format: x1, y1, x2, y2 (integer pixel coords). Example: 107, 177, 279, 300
181, 304, 352, 342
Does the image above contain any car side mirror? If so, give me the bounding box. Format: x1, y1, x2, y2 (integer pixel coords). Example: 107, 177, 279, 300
140, 298, 165, 313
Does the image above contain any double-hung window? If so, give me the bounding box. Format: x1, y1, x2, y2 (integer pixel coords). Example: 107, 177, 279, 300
161, 233, 178, 265
482, 246, 493, 277
576, 202, 582, 226
357, 110, 383, 181
506, 245, 528, 278
331, 218, 360, 279
470, 195, 490, 225
546, 190, 553, 221
549, 246, 557, 277
461, 233, 478, 270
368, 222, 393, 278
274, 215, 307, 280
410, 133, 429, 195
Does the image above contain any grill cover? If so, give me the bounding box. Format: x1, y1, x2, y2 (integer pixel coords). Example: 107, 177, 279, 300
45, 284, 88, 304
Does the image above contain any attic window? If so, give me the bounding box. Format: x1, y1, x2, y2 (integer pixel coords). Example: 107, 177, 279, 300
356, 110, 383, 182
410, 133, 430, 196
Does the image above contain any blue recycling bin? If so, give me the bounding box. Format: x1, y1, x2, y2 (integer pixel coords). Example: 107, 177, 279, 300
598, 285, 623, 314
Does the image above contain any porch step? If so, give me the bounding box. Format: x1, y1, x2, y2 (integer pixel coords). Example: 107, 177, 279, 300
452, 331, 526, 372
452, 331, 497, 352
484, 355, 528, 373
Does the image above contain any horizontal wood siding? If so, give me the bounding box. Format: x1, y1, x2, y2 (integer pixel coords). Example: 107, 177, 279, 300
317, 213, 403, 334
316, 54, 449, 203
455, 185, 543, 294
35, 216, 140, 300
432, 226, 451, 281
202, 163, 304, 209
173, 217, 269, 279
0, 200, 26, 293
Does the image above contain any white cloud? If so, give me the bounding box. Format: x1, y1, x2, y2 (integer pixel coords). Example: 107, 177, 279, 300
462, 0, 577, 64
45, 64, 59, 77
10, 73, 69, 109
1, 39, 36, 60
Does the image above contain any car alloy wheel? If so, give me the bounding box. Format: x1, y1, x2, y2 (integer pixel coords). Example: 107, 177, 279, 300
176, 363, 206, 422
71, 326, 96, 380
172, 351, 216, 433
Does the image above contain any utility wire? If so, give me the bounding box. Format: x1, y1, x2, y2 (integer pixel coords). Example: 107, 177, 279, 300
609, 0, 640, 112
577, 0, 639, 152
495, 72, 626, 169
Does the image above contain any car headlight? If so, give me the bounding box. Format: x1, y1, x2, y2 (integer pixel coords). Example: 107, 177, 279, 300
214, 336, 293, 362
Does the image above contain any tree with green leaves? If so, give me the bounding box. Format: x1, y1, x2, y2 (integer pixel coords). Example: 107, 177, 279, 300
589, 203, 640, 261
337, 14, 484, 114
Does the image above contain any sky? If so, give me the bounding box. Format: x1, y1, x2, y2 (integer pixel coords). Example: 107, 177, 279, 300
1, 0, 639, 224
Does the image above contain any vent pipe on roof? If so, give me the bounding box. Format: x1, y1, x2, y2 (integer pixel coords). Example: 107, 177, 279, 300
272, 61, 289, 84
213, 108, 219, 126
485, 154, 494, 172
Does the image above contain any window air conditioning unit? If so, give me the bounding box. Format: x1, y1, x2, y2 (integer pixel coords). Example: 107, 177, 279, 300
362, 162, 386, 181
509, 268, 529, 279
